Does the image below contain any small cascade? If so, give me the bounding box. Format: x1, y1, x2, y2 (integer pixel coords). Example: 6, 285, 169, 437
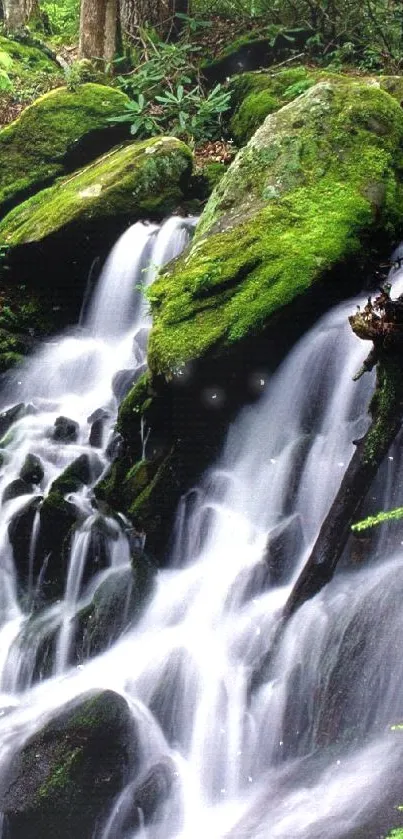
0, 215, 195, 693
0, 227, 403, 839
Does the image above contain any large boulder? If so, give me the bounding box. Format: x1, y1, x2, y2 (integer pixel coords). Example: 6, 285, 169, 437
0, 690, 137, 839
0, 83, 130, 216
0, 135, 193, 327
101, 80, 403, 561
148, 81, 403, 375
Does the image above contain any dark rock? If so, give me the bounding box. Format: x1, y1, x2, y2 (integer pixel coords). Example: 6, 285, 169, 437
50, 454, 92, 495
264, 513, 305, 586
133, 327, 149, 360
119, 759, 175, 835
144, 648, 200, 751
36, 492, 78, 600
20, 454, 44, 485
0, 690, 138, 839
52, 415, 79, 443
0, 403, 25, 440
2, 479, 33, 504
105, 431, 124, 461
89, 418, 104, 448
202, 29, 311, 84
8, 496, 42, 591
87, 407, 109, 424
226, 560, 271, 609
74, 560, 154, 663
50, 453, 102, 497
80, 515, 117, 586
112, 367, 145, 402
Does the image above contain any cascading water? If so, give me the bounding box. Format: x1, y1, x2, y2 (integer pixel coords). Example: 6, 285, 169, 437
0, 225, 403, 839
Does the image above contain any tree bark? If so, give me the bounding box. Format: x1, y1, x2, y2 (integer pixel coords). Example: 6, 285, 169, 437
4, 0, 39, 31
120, 0, 190, 39
79, 0, 117, 63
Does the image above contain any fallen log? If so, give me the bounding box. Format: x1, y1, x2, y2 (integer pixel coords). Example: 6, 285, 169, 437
251, 288, 403, 693
285, 289, 403, 619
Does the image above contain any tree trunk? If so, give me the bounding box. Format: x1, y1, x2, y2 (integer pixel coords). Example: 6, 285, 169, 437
120, 0, 190, 39
4, 0, 39, 30
79, 0, 117, 64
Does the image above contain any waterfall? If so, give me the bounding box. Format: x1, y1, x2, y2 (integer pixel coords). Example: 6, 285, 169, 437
0, 225, 403, 839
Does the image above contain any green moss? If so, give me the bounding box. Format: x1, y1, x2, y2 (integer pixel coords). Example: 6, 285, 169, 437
37, 748, 81, 800
229, 67, 331, 143
0, 137, 193, 245
364, 358, 403, 464
0, 34, 58, 76
0, 82, 130, 213
117, 372, 150, 430
229, 68, 403, 145
147, 81, 403, 375
230, 89, 279, 144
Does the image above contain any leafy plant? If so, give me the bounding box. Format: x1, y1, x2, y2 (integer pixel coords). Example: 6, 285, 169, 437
112, 93, 161, 136
113, 37, 231, 144
174, 12, 212, 33
40, 0, 80, 42
0, 50, 13, 92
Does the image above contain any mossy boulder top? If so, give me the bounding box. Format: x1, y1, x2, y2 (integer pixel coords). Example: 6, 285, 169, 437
229, 66, 403, 145
148, 80, 403, 376
0, 690, 137, 839
0, 82, 130, 215
0, 136, 193, 246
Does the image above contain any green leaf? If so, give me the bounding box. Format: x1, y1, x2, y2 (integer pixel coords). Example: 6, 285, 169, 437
352, 507, 403, 532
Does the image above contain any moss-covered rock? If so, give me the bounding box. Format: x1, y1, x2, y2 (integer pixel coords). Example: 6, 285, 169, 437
0, 136, 193, 328
0, 690, 137, 839
0, 136, 193, 246
101, 79, 403, 559
229, 68, 403, 146
202, 27, 310, 85
148, 81, 403, 375
0, 82, 130, 215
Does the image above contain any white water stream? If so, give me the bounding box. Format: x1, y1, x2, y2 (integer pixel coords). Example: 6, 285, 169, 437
0, 220, 403, 838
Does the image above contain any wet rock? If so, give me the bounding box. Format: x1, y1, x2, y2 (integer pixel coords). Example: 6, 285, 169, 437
87, 407, 109, 425
52, 415, 79, 443
144, 648, 200, 751
20, 453, 44, 485
133, 327, 149, 360
112, 367, 146, 402
8, 496, 42, 590
0, 690, 138, 839
50, 454, 92, 495
36, 492, 78, 600
264, 513, 305, 585
74, 559, 153, 663
120, 759, 175, 834
0, 403, 25, 440
2, 478, 33, 504
226, 560, 271, 609
105, 431, 124, 461
89, 418, 104, 448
